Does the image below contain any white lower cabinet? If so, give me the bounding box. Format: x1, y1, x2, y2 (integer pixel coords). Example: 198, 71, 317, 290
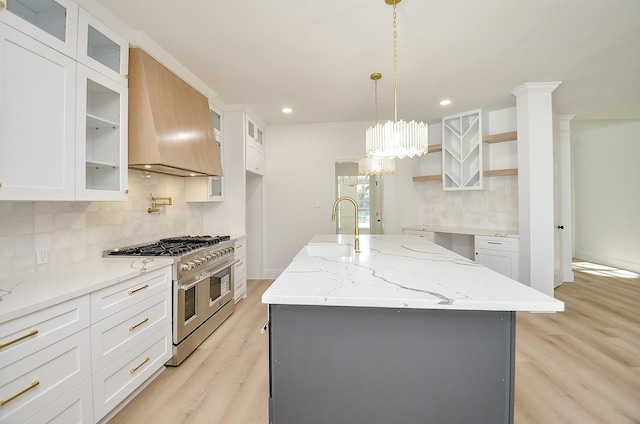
402, 229, 436, 242
0, 296, 91, 423
90, 267, 172, 421
24, 378, 93, 424
0, 265, 173, 423
0, 327, 92, 424
475, 235, 519, 280
92, 324, 171, 421
234, 236, 247, 302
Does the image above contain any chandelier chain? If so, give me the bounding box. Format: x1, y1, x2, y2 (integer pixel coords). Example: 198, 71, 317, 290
392, 2, 398, 122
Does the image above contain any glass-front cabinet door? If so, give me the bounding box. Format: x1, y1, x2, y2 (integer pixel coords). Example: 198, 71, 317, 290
0, 0, 78, 57
77, 8, 128, 86
76, 64, 128, 201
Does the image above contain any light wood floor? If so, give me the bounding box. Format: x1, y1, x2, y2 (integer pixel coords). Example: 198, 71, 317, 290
109, 266, 640, 424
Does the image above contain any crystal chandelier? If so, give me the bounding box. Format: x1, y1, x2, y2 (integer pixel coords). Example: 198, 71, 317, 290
365, 0, 428, 159
359, 73, 396, 175
358, 155, 395, 175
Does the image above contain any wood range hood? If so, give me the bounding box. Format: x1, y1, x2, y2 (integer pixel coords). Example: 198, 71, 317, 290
128, 48, 222, 177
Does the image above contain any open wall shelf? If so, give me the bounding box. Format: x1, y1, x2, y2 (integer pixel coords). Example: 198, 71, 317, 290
414, 129, 518, 183
483, 131, 517, 144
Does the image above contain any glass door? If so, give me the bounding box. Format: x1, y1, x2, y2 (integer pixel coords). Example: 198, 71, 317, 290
335, 162, 384, 235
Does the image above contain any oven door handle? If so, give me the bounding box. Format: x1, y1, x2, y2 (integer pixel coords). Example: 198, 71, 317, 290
179, 273, 212, 291
207, 259, 240, 277
178, 259, 240, 291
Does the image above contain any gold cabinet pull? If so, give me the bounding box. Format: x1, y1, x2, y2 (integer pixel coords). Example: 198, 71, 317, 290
128, 284, 149, 295
235, 262, 243, 267
0, 2, 5, 10
0, 329, 38, 350
237, 244, 243, 249
129, 317, 149, 331
0, 381, 40, 406
130, 357, 150, 374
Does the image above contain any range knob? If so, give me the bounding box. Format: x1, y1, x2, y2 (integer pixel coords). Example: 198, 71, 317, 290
186, 261, 195, 270
180, 263, 190, 272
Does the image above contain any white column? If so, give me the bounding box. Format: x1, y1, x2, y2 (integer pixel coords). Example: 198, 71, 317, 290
558, 115, 575, 284
511, 82, 561, 296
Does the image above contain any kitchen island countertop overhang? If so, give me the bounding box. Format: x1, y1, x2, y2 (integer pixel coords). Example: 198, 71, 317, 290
262, 234, 564, 313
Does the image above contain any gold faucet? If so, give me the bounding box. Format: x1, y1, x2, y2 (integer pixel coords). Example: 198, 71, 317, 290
331, 196, 360, 253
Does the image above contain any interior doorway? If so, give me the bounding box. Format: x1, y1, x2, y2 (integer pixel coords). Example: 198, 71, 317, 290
334, 162, 383, 234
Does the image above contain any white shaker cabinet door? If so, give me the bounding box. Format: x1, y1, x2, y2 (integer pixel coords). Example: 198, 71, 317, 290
0, 22, 76, 200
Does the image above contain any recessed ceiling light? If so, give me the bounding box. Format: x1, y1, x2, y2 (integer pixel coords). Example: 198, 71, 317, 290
440, 99, 452, 106
282, 107, 292, 114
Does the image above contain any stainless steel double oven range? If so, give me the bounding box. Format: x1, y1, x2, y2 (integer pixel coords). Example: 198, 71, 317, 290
106, 235, 237, 365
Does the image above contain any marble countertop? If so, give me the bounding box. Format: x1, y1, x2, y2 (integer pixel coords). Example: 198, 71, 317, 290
262, 234, 563, 312
403, 225, 519, 237
0, 257, 173, 324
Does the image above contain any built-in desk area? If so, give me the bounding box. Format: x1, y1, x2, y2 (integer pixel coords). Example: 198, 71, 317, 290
402, 225, 520, 280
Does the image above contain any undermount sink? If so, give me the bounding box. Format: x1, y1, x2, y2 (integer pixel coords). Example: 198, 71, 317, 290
304, 243, 352, 257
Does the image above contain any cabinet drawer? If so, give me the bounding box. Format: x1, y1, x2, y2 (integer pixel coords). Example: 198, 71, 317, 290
23, 378, 93, 424
91, 291, 171, 371
234, 266, 247, 302
234, 257, 246, 280
474, 236, 519, 252
0, 328, 91, 423
91, 266, 171, 323
92, 324, 171, 421
234, 238, 247, 256
0, 296, 89, 367
402, 230, 435, 242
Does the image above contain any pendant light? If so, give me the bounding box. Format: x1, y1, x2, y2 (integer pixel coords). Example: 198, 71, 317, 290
365, 0, 428, 159
359, 73, 396, 175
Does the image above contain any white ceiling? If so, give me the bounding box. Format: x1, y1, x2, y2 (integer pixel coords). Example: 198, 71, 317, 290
95, 0, 640, 126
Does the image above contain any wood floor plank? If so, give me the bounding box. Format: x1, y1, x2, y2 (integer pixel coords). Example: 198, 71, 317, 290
109, 266, 640, 424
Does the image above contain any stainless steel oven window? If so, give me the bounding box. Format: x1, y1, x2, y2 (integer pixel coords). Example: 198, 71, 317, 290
209, 266, 230, 303
184, 285, 197, 322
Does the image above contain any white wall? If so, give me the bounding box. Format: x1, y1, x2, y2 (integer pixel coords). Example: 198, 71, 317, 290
572, 120, 640, 273
263, 108, 521, 278
263, 121, 424, 278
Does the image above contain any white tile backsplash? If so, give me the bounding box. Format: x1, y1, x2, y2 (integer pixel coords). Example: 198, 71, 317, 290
417, 175, 519, 231
0, 170, 205, 278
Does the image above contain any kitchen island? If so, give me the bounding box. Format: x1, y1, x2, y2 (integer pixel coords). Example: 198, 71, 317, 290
262, 234, 563, 424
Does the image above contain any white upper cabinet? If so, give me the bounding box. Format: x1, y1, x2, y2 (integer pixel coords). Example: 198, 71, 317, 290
442, 109, 483, 190
75, 63, 128, 201
76, 7, 128, 86
185, 103, 224, 202
210, 103, 223, 138
0, 22, 76, 200
245, 114, 264, 175
0, 0, 78, 58
0, 2, 129, 201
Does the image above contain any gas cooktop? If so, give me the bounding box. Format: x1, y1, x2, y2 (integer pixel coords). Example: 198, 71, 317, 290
107, 235, 231, 257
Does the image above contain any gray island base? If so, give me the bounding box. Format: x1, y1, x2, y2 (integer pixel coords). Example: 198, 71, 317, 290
263, 235, 563, 424
269, 304, 515, 424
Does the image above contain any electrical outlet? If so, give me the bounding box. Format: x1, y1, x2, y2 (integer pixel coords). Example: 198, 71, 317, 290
36, 248, 48, 265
